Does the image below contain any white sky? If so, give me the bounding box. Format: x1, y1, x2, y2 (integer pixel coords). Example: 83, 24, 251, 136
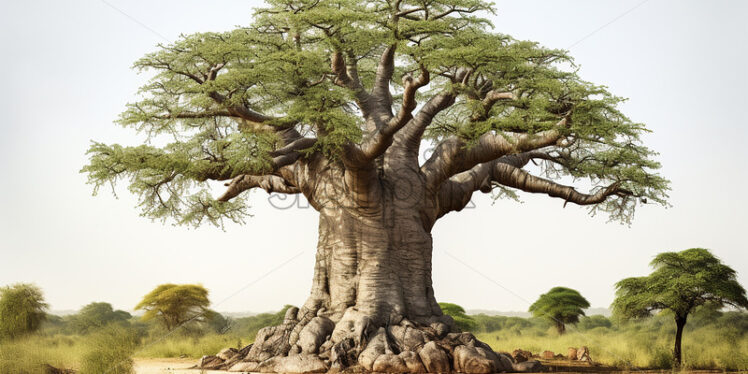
1, 0, 746, 315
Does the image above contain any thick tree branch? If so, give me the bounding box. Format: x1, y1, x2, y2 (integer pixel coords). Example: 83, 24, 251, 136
435, 156, 630, 218
345, 64, 431, 166
472, 90, 515, 121
207, 91, 284, 127
393, 91, 455, 153
155, 61, 290, 129
422, 118, 567, 188
331, 50, 377, 117
372, 45, 397, 107
268, 137, 317, 157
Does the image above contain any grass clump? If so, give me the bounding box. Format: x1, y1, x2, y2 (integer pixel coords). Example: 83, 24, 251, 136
0, 334, 81, 373
136, 333, 239, 358
473, 311, 748, 370
79, 325, 138, 374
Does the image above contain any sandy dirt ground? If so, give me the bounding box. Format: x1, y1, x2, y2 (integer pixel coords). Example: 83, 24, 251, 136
133, 358, 229, 374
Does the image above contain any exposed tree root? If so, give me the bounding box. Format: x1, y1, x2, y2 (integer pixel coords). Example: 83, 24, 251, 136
198, 306, 542, 373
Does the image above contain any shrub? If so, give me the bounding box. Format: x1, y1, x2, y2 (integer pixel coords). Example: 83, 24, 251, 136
79, 325, 138, 374
0, 284, 48, 340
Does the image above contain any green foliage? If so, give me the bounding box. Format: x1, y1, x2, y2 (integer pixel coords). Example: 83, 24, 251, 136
438, 302, 477, 332
136, 333, 239, 359
475, 311, 748, 370
612, 248, 748, 320
135, 284, 212, 331
232, 304, 294, 338
0, 335, 79, 374
82, 0, 668, 226
529, 287, 590, 334
206, 312, 234, 334
2, 306, 745, 370
137, 305, 295, 358
79, 325, 138, 374
0, 283, 48, 340
471, 314, 537, 334
577, 314, 612, 330
612, 248, 748, 367
67, 302, 132, 335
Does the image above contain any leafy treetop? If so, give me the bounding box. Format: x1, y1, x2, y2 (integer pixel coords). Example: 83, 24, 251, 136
82, 0, 669, 226
529, 286, 590, 333
135, 283, 213, 331
612, 248, 748, 320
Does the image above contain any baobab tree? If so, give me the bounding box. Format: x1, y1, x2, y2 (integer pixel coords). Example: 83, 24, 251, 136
83, 0, 668, 371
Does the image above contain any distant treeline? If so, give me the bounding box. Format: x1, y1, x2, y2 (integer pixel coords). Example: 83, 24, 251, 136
40, 302, 747, 341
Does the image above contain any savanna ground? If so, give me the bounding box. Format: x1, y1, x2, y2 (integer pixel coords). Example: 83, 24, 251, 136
1, 306, 746, 373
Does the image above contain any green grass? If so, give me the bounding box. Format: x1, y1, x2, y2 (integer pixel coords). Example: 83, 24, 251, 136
2, 311, 746, 372
0, 335, 84, 373
78, 325, 138, 374
134, 333, 243, 359
476, 324, 748, 370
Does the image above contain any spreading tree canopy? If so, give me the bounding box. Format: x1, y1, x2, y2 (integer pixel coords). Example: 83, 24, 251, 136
135, 284, 213, 331
528, 286, 589, 334
612, 248, 748, 367
82, 0, 668, 227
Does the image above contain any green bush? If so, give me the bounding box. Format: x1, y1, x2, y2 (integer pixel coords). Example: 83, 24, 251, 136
438, 303, 477, 332
79, 325, 138, 374
0, 283, 48, 340
577, 315, 612, 330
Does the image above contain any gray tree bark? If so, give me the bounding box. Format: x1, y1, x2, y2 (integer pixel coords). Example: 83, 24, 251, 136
205, 145, 549, 373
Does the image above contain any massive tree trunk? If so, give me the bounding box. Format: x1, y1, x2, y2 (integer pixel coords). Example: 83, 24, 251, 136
191, 28, 635, 373
201, 155, 542, 373
302, 204, 440, 327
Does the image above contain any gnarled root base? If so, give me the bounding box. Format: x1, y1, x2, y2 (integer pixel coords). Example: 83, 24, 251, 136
198, 307, 542, 373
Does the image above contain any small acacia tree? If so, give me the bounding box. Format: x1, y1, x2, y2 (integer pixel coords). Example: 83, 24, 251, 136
82, 0, 669, 370
612, 248, 748, 368
135, 284, 212, 331
529, 286, 589, 334
0, 283, 48, 340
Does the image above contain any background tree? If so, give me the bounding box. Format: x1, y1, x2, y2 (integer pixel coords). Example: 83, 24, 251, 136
529, 287, 590, 334
135, 284, 212, 331
612, 248, 748, 368
438, 302, 476, 332
70, 302, 132, 334
82, 0, 668, 370
0, 283, 48, 340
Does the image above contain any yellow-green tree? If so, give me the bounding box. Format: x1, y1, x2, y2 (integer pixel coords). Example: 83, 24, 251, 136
0, 283, 48, 340
135, 284, 212, 331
